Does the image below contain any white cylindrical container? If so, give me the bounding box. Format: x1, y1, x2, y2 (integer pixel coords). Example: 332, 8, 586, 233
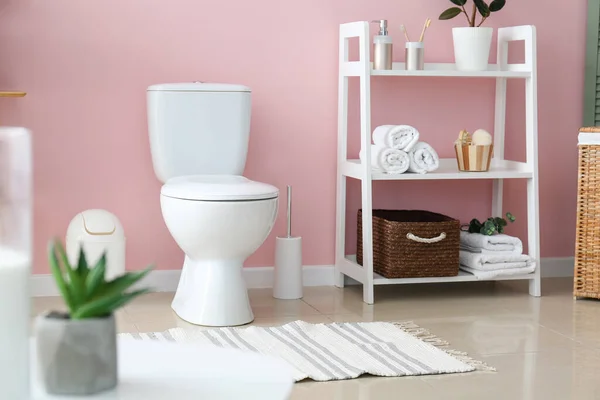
273, 185, 303, 300
273, 237, 303, 300
372, 20, 393, 70
452, 27, 493, 71
373, 35, 393, 70
405, 42, 425, 71
0, 127, 32, 400
66, 209, 125, 281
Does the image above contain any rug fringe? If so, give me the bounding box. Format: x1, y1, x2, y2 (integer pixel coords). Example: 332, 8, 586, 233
393, 322, 496, 372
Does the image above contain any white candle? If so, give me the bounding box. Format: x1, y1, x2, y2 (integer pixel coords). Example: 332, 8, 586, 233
0, 246, 30, 399
0, 127, 32, 400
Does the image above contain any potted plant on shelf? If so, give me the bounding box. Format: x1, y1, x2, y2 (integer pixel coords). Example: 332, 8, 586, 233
35, 239, 154, 396
439, 0, 507, 71
463, 212, 515, 235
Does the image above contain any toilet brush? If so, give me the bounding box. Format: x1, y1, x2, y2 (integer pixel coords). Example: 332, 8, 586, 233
273, 185, 303, 300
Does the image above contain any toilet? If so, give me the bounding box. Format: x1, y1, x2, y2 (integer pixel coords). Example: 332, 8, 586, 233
147, 83, 279, 327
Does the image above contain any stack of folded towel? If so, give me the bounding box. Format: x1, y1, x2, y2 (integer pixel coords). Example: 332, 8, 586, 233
459, 231, 536, 279
358, 125, 440, 174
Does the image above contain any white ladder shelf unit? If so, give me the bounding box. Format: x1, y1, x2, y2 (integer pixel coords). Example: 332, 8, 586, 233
335, 22, 540, 304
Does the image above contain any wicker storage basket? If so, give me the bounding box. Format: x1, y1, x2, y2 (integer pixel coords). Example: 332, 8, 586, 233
357, 210, 460, 279
574, 127, 600, 299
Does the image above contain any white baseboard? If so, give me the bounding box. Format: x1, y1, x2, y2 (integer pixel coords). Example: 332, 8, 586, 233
30, 257, 573, 297
30, 265, 336, 297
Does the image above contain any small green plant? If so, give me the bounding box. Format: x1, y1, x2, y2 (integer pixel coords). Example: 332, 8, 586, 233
465, 212, 515, 236
439, 0, 507, 28
48, 239, 154, 320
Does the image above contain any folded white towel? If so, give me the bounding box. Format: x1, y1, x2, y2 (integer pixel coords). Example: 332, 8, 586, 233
578, 132, 600, 145
460, 264, 536, 279
460, 245, 522, 256
372, 125, 420, 151
459, 250, 534, 271
460, 231, 523, 254
359, 145, 410, 174
407, 142, 440, 174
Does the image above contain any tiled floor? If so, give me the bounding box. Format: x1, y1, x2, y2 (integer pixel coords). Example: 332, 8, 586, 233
32, 278, 600, 399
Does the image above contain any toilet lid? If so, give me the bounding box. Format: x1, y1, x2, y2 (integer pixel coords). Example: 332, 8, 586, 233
161, 175, 279, 201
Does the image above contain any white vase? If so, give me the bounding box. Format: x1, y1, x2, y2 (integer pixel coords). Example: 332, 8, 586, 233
452, 27, 493, 71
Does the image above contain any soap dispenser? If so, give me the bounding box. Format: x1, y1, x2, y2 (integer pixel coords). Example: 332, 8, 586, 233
372, 20, 393, 70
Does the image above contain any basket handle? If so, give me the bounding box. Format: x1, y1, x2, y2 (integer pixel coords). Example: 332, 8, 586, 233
406, 232, 446, 244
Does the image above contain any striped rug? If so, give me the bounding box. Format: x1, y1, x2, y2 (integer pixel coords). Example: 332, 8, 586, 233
120, 321, 492, 382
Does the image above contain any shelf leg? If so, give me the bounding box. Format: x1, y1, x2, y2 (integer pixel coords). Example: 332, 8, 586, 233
363, 282, 374, 304
524, 29, 540, 296
335, 31, 351, 289
356, 21, 374, 305
361, 178, 374, 304
528, 178, 541, 297
335, 176, 346, 288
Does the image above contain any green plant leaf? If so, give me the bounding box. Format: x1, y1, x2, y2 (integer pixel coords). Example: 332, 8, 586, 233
494, 217, 507, 227
85, 253, 107, 298
450, 0, 467, 5
48, 240, 76, 313
481, 219, 497, 236
93, 265, 155, 300
55, 240, 85, 308
72, 289, 150, 319
506, 212, 516, 222
439, 7, 462, 20
473, 0, 490, 17
76, 247, 89, 280
489, 0, 506, 12
468, 218, 483, 234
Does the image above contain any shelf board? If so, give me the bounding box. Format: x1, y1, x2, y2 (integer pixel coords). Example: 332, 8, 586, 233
342, 255, 535, 285
342, 62, 532, 78
342, 158, 532, 181
0, 91, 26, 97
373, 270, 535, 285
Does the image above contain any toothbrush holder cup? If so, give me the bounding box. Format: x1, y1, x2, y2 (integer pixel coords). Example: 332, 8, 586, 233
405, 42, 425, 71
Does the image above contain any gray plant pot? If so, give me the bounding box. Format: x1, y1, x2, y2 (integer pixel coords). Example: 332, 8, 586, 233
34, 311, 118, 396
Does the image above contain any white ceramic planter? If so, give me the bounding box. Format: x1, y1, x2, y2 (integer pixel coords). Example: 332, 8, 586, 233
452, 27, 493, 71
35, 312, 118, 396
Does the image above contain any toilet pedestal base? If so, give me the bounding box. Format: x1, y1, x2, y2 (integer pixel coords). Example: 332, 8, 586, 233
172, 257, 254, 327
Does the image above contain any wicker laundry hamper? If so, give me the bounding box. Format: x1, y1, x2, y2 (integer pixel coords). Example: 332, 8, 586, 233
574, 127, 600, 299
357, 209, 460, 279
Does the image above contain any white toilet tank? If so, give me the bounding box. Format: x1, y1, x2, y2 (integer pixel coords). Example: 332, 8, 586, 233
147, 83, 252, 183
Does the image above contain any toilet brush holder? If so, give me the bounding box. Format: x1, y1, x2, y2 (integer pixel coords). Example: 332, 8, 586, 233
273, 185, 303, 300
273, 237, 303, 300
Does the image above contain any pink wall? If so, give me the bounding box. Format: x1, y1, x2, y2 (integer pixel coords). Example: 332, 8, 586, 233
0, 1, 585, 274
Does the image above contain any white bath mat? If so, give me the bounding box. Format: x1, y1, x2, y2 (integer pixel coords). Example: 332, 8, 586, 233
120, 321, 492, 382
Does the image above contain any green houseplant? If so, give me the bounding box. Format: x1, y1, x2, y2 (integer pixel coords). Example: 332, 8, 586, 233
439, 0, 508, 71
463, 212, 515, 236
35, 239, 154, 396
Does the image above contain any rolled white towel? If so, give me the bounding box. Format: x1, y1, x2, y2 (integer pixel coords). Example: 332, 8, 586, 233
359, 145, 410, 174
372, 125, 420, 151
407, 142, 440, 174
460, 231, 523, 254
459, 250, 535, 271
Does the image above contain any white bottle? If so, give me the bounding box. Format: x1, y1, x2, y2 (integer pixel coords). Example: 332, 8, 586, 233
372, 20, 393, 70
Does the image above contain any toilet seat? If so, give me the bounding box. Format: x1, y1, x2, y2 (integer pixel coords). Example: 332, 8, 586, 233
161, 175, 279, 201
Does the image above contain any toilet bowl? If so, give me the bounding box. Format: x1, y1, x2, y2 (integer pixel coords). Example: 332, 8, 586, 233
147, 82, 277, 326
160, 175, 278, 326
